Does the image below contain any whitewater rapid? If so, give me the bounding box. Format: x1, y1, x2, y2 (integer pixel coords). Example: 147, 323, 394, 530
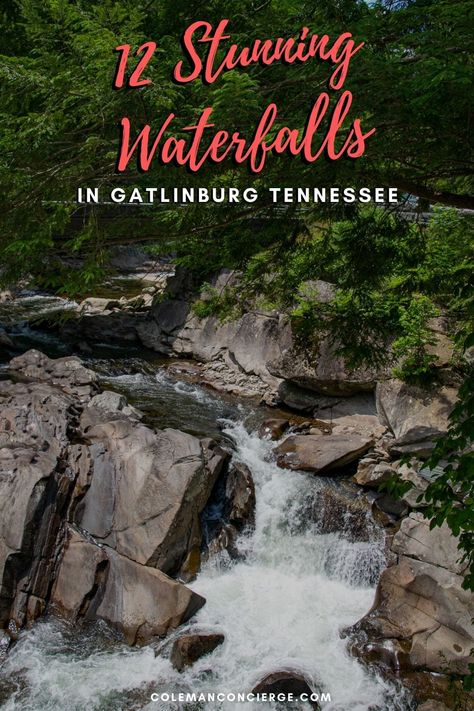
0, 376, 412, 711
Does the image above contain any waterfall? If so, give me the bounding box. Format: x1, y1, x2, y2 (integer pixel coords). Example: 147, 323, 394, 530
0, 385, 413, 711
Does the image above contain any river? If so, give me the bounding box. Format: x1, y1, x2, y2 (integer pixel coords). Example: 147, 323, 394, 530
0, 305, 413, 711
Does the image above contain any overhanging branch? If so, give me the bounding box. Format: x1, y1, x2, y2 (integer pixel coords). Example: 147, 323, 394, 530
393, 180, 474, 211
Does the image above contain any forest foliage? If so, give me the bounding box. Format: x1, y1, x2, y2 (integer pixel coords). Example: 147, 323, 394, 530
0, 0, 473, 289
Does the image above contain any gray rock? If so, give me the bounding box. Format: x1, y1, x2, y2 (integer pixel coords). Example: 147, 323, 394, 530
0, 350, 223, 647
0, 378, 77, 627
330, 414, 386, 440
88, 390, 142, 419
277, 382, 378, 415
354, 460, 394, 487
373, 493, 408, 518
348, 514, 474, 677
376, 380, 458, 457
77, 420, 228, 575
277, 381, 325, 411
225, 462, 256, 529
78, 297, 118, 314
51, 527, 204, 645
392, 513, 466, 575
395, 463, 430, 509
268, 339, 379, 396
8, 349, 98, 402
170, 632, 224, 671
251, 670, 321, 709
276, 433, 373, 474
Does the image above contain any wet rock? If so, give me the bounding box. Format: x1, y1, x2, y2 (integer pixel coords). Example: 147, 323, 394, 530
99, 548, 204, 645
276, 433, 373, 474
51, 527, 204, 645
251, 670, 321, 709
376, 380, 458, 457
348, 637, 411, 673
170, 632, 224, 672
257, 418, 289, 440
64, 310, 144, 344
306, 480, 379, 543
349, 555, 474, 675
0, 631, 10, 661
400, 670, 464, 708
225, 462, 256, 530
76, 420, 229, 576
202, 461, 255, 564
0, 350, 219, 646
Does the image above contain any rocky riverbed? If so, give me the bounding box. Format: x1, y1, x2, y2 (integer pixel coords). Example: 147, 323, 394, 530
0, 258, 472, 711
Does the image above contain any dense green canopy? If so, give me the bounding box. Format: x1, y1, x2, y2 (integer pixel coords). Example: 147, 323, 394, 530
0, 0, 473, 287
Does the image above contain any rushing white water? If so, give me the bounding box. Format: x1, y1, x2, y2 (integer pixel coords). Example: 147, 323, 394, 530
0, 391, 412, 711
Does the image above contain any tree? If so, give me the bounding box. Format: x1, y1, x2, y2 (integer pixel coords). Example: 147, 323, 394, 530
0, 0, 473, 290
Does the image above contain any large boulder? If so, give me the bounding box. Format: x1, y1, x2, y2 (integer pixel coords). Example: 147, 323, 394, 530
0, 376, 82, 629
8, 349, 98, 402
330, 414, 386, 441
51, 527, 204, 645
392, 513, 465, 574
137, 272, 381, 400
0, 351, 224, 646
76, 414, 229, 576
268, 340, 379, 397
170, 632, 224, 671
227, 312, 291, 386
376, 380, 458, 457
348, 515, 474, 676
277, 382, 378, 414
354, 461, 430, 511
276, 433, 373, 474
251, 670, 321, 709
